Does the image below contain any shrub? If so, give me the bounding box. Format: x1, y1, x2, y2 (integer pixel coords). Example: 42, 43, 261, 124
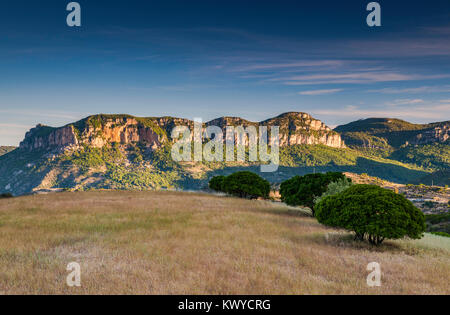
280, 172, 349, 215
315, 185, 426, 245
209, 176, 226, 192
431, 232, 450, 238
222, 171, 270, 199
314, 178, 352, 205
0, 193, 13, 198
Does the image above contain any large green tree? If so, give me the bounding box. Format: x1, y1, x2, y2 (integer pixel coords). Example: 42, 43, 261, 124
222, 171, 270, 199
209, 175, 226, 192
280, 172, 348, 215
315, 185, 426, 245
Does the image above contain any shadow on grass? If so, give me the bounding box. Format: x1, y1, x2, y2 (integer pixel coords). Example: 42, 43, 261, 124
303, 230, 424, 254
265, 205, 313, 218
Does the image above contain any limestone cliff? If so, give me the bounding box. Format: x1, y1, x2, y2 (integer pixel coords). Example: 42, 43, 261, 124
19, 112, 345, 152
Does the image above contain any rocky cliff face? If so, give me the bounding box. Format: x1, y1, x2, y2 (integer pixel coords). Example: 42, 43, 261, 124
261, 112, 344, 147
19, 112, 345, 152
20, 117, 165, 152
20, 124, 79, 151
410, 123, 449, 145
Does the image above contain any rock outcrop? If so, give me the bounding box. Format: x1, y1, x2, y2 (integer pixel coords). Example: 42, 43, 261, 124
410, 123, 449, 145
19, 112, 345, 152
20, 124, 79, 151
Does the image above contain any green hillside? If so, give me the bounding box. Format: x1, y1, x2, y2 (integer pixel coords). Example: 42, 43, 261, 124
335, 118, 447, 148
1, 114, 448, 196
414, 170, 450, 186
390, 142, 450, 170
0, 142, 434, 196
335, 118, 449, 173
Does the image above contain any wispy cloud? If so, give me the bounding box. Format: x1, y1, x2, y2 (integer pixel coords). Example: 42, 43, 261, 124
310, 102, 450, 121
231, 60, 344, 72
386, 99, 425, 106
0, 123, 33, 129
276, 72, 449, 85
298, 89, 343, 96
0, 109, 79, 120
367, 85, 450, 94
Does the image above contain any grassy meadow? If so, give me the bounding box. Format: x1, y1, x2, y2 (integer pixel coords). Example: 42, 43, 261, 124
0, 191, 448, 295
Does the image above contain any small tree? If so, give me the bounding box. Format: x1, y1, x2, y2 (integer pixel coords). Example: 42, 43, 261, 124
222, 171, 270, 199
209, 175, 226, 192
280, 172, 349, 215
314, 178, 352, 205
315, 185, 426, 245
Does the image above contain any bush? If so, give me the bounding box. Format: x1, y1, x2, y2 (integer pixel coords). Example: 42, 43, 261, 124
315, 185, 426, 245
280, 172, 349, 215
221, 171, 270, 199
431, 232, 450, 238
314, 178, 352, 205
0, 193, 13, 198
209, 176, 226, 192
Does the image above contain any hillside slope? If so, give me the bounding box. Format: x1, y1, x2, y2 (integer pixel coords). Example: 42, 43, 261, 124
335, 118, 449, 173
2, 113, 448, 196
0, 146, 16, 156
335, 118, 449, 149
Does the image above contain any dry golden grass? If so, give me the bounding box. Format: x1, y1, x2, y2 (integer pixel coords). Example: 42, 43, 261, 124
0, 190, 448, 295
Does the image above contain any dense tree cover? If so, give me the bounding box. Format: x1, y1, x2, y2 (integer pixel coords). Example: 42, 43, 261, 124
280, 172, 349, 215
415, 170, 450, 186
314, 178, 352, 205
334, 118, 431, 148
390, 142, 450, 170
210, 171, 270, 199
425, 213, 450, 234
315, 185, 426, 245
209, 175, 226, 192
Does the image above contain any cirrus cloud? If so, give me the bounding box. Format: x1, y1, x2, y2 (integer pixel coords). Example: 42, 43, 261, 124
298, 89, 343, 96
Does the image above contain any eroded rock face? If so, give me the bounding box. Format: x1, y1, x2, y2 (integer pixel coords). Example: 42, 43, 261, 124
411, 124, 449, 145
19, 112, 346, 152
20, 118, 163, 151
80, 118, 162, 149
20, 125, 79, 151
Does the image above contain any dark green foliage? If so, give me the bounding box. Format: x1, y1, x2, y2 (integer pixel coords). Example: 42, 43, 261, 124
425, 213, 450, 234
61, 144, 124, 172
415, 170, 450, 187
315, 185, 426, 245
425, 213, 450, 225
314, 178, 352, 205
389, 142, 450, 170
430, 232, 450, 238
0, 193, 13, 198
280, 172, 348, 215
278, 145, 428, 184
209, 176, 226, 192
335, 118, 430, 148
221, 171, 270, 199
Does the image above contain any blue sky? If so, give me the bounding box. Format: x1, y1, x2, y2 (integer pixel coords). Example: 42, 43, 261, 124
1, 0, 450, 145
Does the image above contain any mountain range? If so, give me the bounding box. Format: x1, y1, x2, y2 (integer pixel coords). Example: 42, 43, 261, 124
1, 112, 448, 196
